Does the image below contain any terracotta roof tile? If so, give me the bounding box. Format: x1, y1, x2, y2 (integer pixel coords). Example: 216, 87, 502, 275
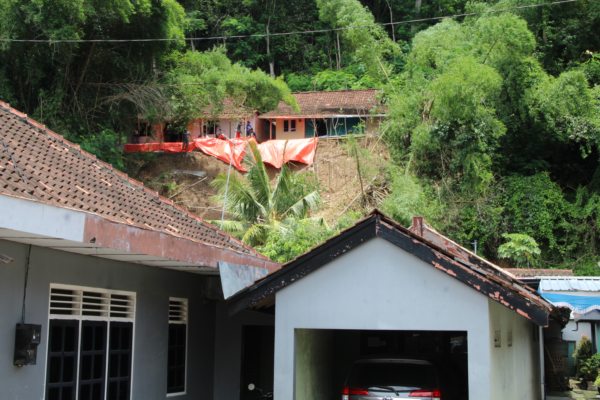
504, 268, 574, 278
0, 101, 262, 257
259, 89, 384, 118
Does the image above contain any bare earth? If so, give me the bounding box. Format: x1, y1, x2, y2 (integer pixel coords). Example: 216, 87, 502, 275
130, 136, 390, 225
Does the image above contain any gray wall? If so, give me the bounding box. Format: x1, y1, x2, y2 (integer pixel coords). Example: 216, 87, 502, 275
212, 303, 274, 400
0, 239, 217, 400
489, 299, 541, 400
294, 329, 333, 400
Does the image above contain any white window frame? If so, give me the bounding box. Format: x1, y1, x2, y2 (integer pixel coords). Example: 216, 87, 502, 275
166, 297, 189, 397
43, 283, 136, 400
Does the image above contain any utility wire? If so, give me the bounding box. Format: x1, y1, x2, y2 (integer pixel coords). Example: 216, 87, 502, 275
21, 245, 32, 324
0, 0, 583, 44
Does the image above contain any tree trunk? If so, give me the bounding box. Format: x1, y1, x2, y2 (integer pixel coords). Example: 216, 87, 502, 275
384, 0, 395, 42
336, 32, 342, 70
266, 24, 275, 77
266, 0, 276, 77
415, 0, 422, 13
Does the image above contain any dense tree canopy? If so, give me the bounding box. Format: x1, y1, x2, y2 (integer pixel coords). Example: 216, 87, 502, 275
1, 0, 600, 269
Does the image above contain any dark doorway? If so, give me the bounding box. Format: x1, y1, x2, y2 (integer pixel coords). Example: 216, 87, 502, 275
240, 325, 274, 400
294, 329, 468, 400
315, 119, 328, 136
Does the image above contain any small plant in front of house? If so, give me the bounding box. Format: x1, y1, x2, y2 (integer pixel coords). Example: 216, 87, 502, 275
579, 354, 600, 382
594, 370, 600, 392
574, 336, 594, 380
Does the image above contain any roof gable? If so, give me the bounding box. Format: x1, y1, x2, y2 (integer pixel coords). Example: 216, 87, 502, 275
229, 211, 554, 326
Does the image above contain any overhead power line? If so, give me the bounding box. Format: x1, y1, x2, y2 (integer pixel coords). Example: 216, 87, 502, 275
0, 0, 583, 44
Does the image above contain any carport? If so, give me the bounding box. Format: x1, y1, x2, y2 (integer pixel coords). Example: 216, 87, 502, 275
294, 329, 467, 399
230, 211, 554, 400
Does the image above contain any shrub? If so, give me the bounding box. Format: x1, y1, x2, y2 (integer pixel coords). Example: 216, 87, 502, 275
497, 233, 541, 267
579, 353, 600, 382
575, 336, 594, 380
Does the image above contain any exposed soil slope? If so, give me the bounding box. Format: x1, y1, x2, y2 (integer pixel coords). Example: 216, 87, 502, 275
129, 136, 390, 224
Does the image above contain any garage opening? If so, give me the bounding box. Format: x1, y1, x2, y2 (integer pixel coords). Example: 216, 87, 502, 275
294, 329, 468, 400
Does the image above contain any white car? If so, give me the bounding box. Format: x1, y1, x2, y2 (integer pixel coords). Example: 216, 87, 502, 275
342, 358, 442, 400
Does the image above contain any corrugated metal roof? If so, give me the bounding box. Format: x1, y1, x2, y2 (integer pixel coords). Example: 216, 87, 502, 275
539, 277, 600, 292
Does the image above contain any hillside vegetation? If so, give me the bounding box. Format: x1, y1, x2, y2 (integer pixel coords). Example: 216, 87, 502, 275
0, 0, 599, 269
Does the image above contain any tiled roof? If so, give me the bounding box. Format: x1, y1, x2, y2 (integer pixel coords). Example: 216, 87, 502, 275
259, 89, 384, 118
0, 101, 260, 256
505, 268, 574, 278
230, 211, 555, 326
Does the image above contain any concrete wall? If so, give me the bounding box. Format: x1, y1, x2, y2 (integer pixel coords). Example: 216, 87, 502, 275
294, 329, 333, 400
275, 119, 305, 140
274, 237, 497, 399
212, 303, 274, 400
0, 239, 217, 400
488, 299, 541, 400
562, 320, 592, 344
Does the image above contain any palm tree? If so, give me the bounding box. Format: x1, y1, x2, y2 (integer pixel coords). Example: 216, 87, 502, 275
211, 140, 320, 246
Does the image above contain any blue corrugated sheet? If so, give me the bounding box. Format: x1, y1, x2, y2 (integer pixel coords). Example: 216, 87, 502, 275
539, 277, 600, 292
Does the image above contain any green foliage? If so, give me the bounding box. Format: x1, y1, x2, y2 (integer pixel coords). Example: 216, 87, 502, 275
312, 68, 381, 91
575, 336, 594, 377
257, 218, 334, 263
285, 73, 314, 92
581, 52, 600, 86
571, 258, 600, 277
497, 233, 541, 267
0, 0, 187, 161
575, 338, 599, 381
211, 141, 320, 246
316, 0, 401, 83
579, 354, 600, 382
381, 169, 444, 228
163, 47, 296, 124
500, 174, 571, 257
384, 10, 599, 194
69, 129, 126, 171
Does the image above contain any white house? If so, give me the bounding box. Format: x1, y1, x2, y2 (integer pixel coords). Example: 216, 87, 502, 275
230, 212, 557, 400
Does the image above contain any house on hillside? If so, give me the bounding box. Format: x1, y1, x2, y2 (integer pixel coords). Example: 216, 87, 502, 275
129, 89, 384, 145
230, 213, 562, 400
257, 89, 385, 141
0, 101, 279, 400
132, 99, 263, 143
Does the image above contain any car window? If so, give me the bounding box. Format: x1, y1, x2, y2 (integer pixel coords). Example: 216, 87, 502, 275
347, 362, 437, 389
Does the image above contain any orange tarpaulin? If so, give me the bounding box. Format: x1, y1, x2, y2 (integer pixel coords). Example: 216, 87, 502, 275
193, 138, 247, 171
123, 142, 195, 153
123, 138, 319, 172
258, 138, 318, 169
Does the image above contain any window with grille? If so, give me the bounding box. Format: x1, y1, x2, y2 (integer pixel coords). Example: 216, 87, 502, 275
167, 298, 188, 395
46, 285, 135, 400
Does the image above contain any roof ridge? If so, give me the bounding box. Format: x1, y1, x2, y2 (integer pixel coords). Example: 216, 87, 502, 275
292, 88, 380, 95
0, 100, 269, 261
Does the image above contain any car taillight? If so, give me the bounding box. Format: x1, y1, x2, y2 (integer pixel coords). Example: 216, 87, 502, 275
342, 387, 369, 395
409, 388, 441, 399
